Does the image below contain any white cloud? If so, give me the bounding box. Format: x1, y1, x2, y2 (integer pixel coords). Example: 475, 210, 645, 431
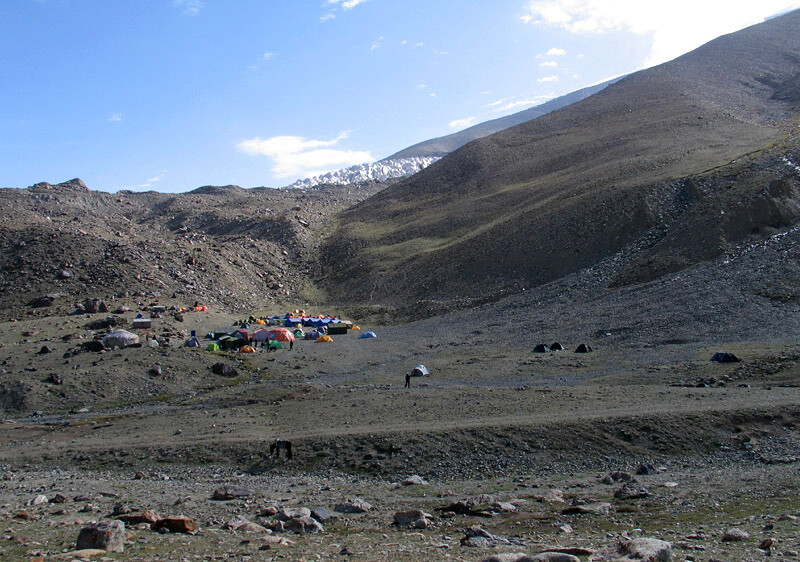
429, 92, 437, 97
326, 0, 370, 10
320, 13, 336, 22
173, 0, 203, 16
416, 83, 427, 89
540, 60, 558, 67
521, 0, 800, 67
449, 117, 477, 129
491, 95, 555, 112
486, 97, 512, 108
538, 75, 559, 82
263, 52, 276, 60
109, 113, 123, 123
547, 47, 567, 56
236, 132, 374, 179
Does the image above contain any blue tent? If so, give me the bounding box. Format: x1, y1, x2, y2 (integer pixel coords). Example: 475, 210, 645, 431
360, 331, 377, 339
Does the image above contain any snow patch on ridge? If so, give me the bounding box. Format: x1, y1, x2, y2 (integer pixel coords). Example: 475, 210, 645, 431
285, 157, 440, 189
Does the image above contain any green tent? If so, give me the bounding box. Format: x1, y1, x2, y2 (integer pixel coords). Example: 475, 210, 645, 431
206, 342, 220, 351
268, 341, 283, 350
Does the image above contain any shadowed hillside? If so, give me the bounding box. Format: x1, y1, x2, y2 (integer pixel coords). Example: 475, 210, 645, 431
321, 10, 800, 308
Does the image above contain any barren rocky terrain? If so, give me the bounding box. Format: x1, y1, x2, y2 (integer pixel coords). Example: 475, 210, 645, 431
3, 10, 800, 562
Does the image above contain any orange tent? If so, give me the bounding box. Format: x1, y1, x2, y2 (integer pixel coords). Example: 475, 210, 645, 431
239, 345, 257, 353
316, 334, 333, 343
268, 328, 295, 343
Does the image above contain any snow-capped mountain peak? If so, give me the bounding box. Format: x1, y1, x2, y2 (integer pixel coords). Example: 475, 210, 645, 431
285, 156, 439, 189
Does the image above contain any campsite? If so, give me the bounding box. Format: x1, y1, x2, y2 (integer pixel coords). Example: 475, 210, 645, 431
3, 7, 800, 561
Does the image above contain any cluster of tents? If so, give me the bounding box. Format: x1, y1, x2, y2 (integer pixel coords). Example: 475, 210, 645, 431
533, 342, 593, 353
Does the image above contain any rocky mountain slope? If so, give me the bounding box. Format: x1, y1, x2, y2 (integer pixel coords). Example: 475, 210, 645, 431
321, 9, 800, 308
387, 78, 619, 160
0, 178, 390, 319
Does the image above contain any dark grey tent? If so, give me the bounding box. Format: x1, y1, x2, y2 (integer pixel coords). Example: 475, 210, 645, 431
574, 343, 593, 353
533, 344, 550, 353
711, 352, 740, 363
550, 342, 564, 351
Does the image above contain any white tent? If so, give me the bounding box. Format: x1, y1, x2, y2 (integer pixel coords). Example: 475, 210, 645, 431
411, 364, 429, 377
102, 329, 139, 349
252, 328, 269, 342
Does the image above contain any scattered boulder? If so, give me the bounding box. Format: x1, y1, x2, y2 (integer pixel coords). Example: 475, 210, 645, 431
722, 527, 750, 542
75, 521, 125, 553
614, 484, 651, 500
276, 507, 311, 521
29, 295, 55, 308
400, 474, 428, 486
460, 525, 510, 547
211, 362, 238, 377
48, 373, 63, 385
37, 345, 53, 355
116, 510, 160, 525
393, 509, 434, 527
335, 498, 373, 514
284, 516, 324, 534
81, 340, 106, 353
480, 554, 530, 562
224, 515, 269, 533
490, 501, 517, 513
530, 553, 581, 562
561, 502, 611, 515
601, 471, 636, 484
82, 298, 109, 314
150, 364, 162, 376
153, 516, 197, 534
534, 489, 566, 503
101, 329, 139, 349
29, 494, 48, 506
635, 463, 656, 475
590, 537, 672, 561
212, 484, 253, 500
311, 507, 336, 523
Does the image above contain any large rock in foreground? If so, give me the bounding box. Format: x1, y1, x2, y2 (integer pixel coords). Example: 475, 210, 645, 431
75, 521, 125, 552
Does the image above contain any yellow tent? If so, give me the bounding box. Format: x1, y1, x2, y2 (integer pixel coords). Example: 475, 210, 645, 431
255, 319, 266, 325
316, 335, 333, 342
239, 345, 257, 353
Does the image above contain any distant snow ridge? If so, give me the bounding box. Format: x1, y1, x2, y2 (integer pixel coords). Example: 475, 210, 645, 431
286, 157, 440, 189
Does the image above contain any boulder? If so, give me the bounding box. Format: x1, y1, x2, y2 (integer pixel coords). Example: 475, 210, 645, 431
284, 516, 323, 534
82, 340, 106, 352
153, 516, 197, 534
29, 295, 55, 308
590, 537, 672, 561
614, 484, 651, 500
401, 475, 428, 486
224, 515, 269, 533
530, 554, 581, 562
75, 521, 125, 553
116, 510, 160, 525
212, 484, 253, 500
722, 528, 750, 542
562, 502, 611, 515
491, 501, 517, 513
211, 362, 238, 377
480, 554, 530, 562
335, 498, 373, 513
393, 509, 433, 527
311, 507, 336, 523
276, 507, 311, 521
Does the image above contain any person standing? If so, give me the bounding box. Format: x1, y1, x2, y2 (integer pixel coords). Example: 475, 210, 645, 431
404, 372, 411, 388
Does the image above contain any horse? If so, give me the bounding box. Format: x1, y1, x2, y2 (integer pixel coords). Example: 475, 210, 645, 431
269, 439, 292, 460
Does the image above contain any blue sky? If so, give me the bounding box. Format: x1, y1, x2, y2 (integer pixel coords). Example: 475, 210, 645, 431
2, 0, 798, 192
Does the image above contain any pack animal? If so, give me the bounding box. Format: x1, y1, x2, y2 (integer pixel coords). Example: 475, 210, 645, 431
269, 439, 293, 460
